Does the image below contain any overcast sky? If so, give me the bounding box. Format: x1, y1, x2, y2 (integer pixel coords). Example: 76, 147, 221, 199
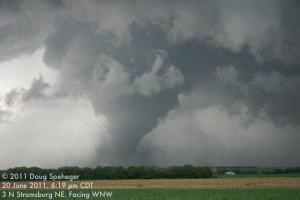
0, 0, 300, 169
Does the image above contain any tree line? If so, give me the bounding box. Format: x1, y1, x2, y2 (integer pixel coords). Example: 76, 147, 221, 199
0, 165, 212, 180
261, 167, 300, 174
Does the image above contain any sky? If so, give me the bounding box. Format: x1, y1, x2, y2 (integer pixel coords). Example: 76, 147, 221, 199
0, 0, 300, 169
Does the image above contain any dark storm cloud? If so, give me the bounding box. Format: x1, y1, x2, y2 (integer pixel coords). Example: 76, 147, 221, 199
22, 76, 50, 102
218, 68, 300, 125
4, 76, 50, 107
4, 88, 21, 106
0, 0, 63, 61
1, 0, 300, 166
167, 39, 300, 126
279, 0, 300, 63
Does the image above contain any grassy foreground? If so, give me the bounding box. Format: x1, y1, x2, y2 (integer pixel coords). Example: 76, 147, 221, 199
112, 189, 300, 200
2, 189, 300, 200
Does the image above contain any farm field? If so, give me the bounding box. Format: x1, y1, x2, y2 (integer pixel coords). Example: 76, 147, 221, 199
2, 178, 300, 199
88, 177, 300, 189
1, 188, 300, 200
2, 177, 300, 190
88, 189, 300, 200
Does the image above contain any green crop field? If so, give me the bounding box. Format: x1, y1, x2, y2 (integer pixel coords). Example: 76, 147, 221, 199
2, 189, 300, 200
110, 189, 300, 200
